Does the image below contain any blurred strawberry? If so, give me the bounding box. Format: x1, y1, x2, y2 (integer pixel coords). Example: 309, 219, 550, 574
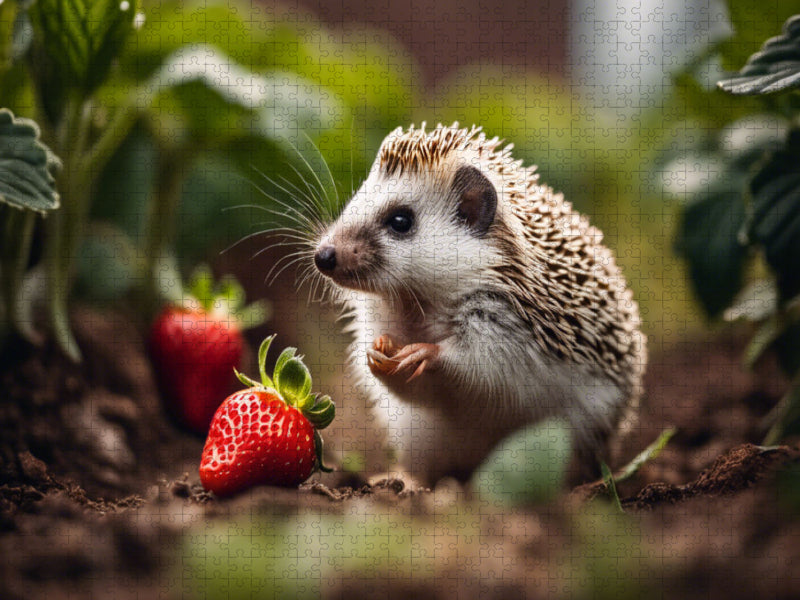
200, 335, 335, 495
149, 266, 269, 433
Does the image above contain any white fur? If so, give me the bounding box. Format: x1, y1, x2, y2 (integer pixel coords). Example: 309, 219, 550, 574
344, 290, 623, 483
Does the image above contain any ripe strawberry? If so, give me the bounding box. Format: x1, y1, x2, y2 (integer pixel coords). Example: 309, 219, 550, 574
149, 266, 268, 434
199, 335, 335, 496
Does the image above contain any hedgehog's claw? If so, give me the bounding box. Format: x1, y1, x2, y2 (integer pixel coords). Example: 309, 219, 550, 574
367, 348, 396, 377
390, 343, 441, 382
373, 334, 400, 358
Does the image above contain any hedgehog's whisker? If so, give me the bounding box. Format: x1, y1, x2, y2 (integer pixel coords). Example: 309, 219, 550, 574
249, 187, 320, 234
275, 175, 328, 230
250, 162, 328, 230
285, 161, 331, 221
248, 168, 322, 231
281, 138, 332, 215
301, 130, 340, 214
263, 249, 309, 285
250, 166, 321, 219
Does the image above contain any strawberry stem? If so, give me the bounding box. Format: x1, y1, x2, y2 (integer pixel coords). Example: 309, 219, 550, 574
314, 430, 333, 473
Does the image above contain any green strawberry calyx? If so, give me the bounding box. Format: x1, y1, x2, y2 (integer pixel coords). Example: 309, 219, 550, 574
234, 334, 335, 473
168, 264, 270, 330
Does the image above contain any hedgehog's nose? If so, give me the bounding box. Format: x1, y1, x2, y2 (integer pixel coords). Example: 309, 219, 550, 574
314, 244, 337, 272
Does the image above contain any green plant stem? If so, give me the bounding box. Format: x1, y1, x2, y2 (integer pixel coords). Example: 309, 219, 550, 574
43, 94, 140, 360
1, 206, 37, 339
45, 96, 92, 361
86, 99, 140, 176
141, 147, 191, 314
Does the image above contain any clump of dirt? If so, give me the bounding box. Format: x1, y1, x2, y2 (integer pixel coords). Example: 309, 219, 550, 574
626, 443, 797, 509
0, 308, 799, 599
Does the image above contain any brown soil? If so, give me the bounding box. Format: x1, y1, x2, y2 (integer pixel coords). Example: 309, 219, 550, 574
1, 308, 799, 599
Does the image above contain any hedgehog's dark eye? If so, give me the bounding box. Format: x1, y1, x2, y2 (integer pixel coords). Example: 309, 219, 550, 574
384, 208, 414, 235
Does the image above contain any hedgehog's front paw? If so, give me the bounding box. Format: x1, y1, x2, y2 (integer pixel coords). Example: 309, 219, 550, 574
367, 334, 401, 379
369, 338, 440, 383
392, 342, 441, 382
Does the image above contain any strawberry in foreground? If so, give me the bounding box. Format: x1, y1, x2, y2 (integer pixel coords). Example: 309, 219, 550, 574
149, 266, 268, 434
199, 335, 335, 496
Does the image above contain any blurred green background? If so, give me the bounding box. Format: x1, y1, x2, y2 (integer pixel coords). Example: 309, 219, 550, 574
7, 0, 788, 350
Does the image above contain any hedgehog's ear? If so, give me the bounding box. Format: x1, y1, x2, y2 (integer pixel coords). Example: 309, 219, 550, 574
452, 165, 497, 236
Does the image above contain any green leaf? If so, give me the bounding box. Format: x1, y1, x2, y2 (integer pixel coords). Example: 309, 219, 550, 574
749, 128, 800, 299
273, 346, 297, 380
257, 334, 275, 388
145, 44, 263, 146
27, 0, 138, 123
0, 108, 60, 213
720, 0, 800, 72
233, 367, 260, 389
672, 65, 767, 131
674, 176, 749, 318
304, 394, 335, 430
600, 462, 624, 513
472, 418, 572, 507
718, 14, 800, 95
274, 356, 312, 408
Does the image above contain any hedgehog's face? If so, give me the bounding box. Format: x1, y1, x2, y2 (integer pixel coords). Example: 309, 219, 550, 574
313, 162, 499, 301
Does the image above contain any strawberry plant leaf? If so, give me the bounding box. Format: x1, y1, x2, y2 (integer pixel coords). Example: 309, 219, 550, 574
719, 1, 800, 72
0, 109, 60, 213
257, 334, 276, 388
718, 14, 800, 95
274, 356, 312, 408
674, 176, 749, 318
27, 0, 138, 124
750, 127, 800, 299
145, 44, 264, 146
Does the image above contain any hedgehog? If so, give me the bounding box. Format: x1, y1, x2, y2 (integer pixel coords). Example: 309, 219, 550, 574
311, 122, 646, 484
